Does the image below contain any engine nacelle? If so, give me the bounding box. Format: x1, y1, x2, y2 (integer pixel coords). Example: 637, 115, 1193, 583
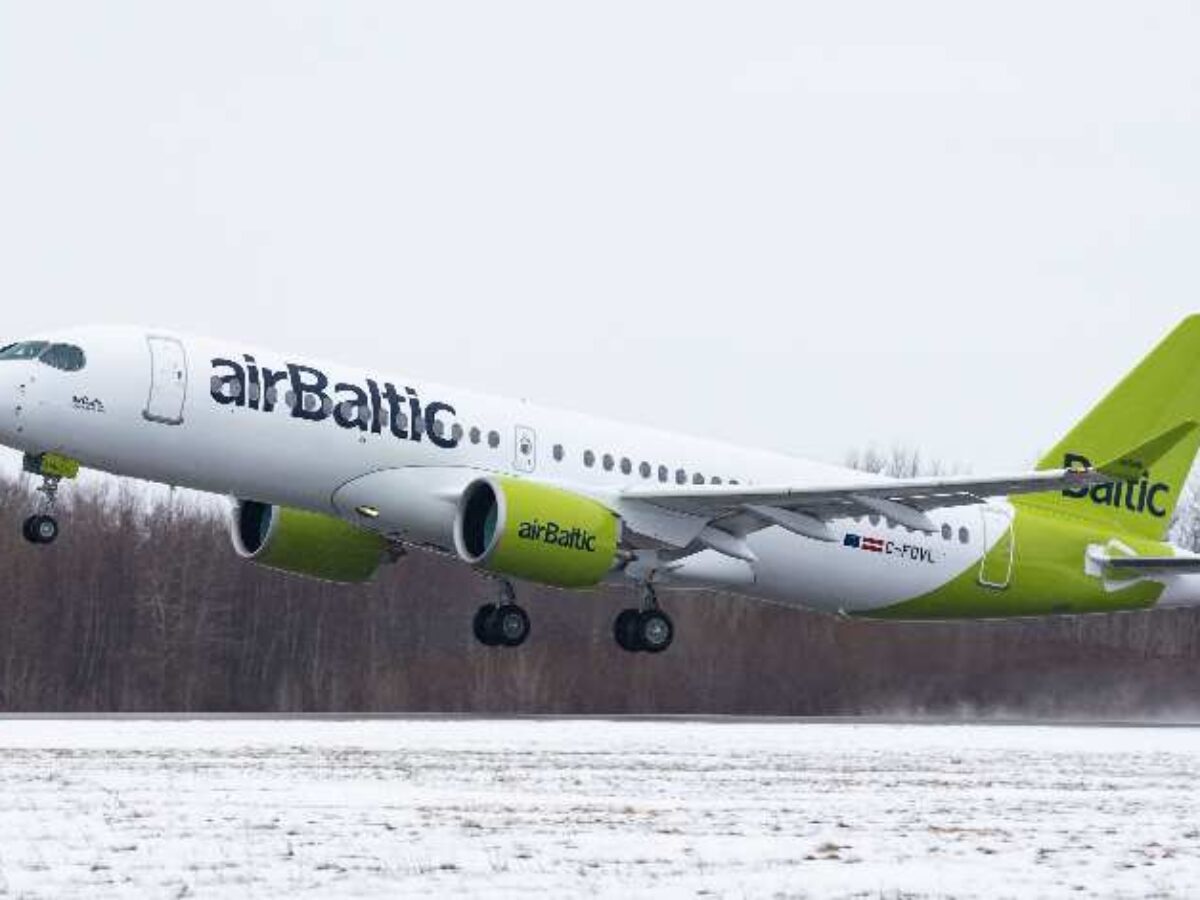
232, 500, 387, 583
454, 477, 619, 588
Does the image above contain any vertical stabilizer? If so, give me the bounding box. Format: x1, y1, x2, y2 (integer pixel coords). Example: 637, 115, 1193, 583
1016, 316, 1200, 540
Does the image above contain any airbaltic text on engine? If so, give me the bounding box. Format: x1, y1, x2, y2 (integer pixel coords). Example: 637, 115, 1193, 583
210, 357, 458, 447
516, 519, 598, 552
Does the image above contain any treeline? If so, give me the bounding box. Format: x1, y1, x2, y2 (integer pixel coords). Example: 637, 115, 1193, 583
2, 471, 1200, 716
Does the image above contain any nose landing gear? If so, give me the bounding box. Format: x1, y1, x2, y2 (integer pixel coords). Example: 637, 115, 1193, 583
22, 475, 62, 545
20, 453, 77, 547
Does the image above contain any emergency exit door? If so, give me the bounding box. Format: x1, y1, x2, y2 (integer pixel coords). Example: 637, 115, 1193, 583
514, 425, 537, 473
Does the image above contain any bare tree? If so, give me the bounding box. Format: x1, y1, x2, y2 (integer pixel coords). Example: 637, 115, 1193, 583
0, 466, 1198, 717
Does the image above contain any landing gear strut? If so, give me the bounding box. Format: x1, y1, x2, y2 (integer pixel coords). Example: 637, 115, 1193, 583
22, 473, 61, 546
472, 579, 531, 648
614, 584, 674, 654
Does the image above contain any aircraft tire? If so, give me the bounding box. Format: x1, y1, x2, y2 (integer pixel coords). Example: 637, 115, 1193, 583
473, 604, 500, 646
23, 514, 58, 546
493, 604, 531, 648
636, 609, 674, 654
613, 608, 643, 653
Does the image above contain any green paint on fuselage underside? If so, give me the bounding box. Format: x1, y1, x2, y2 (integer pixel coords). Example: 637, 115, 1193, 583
859, 506, 1166, 620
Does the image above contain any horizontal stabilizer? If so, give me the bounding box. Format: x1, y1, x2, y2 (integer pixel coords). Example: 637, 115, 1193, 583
1101, 556, 1200, 574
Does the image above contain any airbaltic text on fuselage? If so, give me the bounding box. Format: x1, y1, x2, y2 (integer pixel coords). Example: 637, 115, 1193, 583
1062, 453, 1168, 517
209, 357, 459, 448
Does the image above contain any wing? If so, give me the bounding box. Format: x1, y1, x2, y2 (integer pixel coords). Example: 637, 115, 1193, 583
619, 468, 1101, 544
613, 424, 1197, 565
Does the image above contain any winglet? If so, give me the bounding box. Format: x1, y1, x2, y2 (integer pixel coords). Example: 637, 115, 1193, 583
1096, 421, 1200, 482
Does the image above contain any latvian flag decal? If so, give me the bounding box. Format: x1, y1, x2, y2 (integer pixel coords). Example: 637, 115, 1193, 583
843, 533, 884, 553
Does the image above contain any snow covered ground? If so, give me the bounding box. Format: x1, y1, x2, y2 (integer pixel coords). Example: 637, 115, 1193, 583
0, 719, 1197, 898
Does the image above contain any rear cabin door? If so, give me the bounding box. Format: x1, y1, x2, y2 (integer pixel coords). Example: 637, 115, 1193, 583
978, 505, 1015, 589
144, 336, 188, 425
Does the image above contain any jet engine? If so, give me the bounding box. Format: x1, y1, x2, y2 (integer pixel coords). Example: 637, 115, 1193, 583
453, 477, 619, 588
232, 500, 387, 583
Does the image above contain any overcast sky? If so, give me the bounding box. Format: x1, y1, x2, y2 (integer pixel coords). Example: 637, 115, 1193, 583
2, 2, 1199, 478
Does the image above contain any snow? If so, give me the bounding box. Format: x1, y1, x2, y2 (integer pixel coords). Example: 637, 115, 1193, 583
0, 718, 1198, 898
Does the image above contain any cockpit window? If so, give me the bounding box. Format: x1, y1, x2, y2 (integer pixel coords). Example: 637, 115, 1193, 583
39, 343, 86, 372
0, 341, 49, 361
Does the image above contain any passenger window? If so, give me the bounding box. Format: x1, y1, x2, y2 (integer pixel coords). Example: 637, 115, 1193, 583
675, 469, 687, 485
639, 461, 651, 478
432, 419, 446, 439
451, 423, 464, 443
553, 444, 564, 462
603, 453, 614, 472
584, 450, 596, 468
692, 473, 705, 485
711, 476, 722, 485
469, 426, 481, 445
39, 344, 86, 372
941, 523, 952, 541
620, 457, 632, 475
958, 527, 970, 544
487, 430, 500, 448
729, 479, 740, 486
658, 465, 669, 482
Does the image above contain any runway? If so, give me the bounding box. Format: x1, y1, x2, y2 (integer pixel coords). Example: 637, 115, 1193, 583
0, 718, 1197, 897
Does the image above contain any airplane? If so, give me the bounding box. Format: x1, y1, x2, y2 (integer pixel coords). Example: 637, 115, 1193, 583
3, 317, 1200, 655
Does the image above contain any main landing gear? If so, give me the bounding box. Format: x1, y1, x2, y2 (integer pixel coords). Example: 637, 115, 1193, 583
472, 579, 531, 648
613, 584, 674, 654
468, 579, 674, 654
22, 474, 62, 546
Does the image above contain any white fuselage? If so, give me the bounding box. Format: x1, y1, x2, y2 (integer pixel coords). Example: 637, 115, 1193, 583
0, 326, 1039, 613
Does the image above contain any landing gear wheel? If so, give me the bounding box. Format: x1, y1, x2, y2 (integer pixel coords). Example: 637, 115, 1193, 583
493, 604, 531, 647
614, 609, 643, 652
473, 601, 531, 648
636, 609, 673, 654
473, 604, 500, 647
22, 514, 59, 546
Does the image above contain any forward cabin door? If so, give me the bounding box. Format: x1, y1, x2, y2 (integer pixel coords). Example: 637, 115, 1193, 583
514, 425, 537, 474
978, 505, 1015, 589
144, 335, 188, 425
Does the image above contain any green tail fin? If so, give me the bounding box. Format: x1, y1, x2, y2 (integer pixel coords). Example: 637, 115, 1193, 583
1015, 315, 1200, 540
